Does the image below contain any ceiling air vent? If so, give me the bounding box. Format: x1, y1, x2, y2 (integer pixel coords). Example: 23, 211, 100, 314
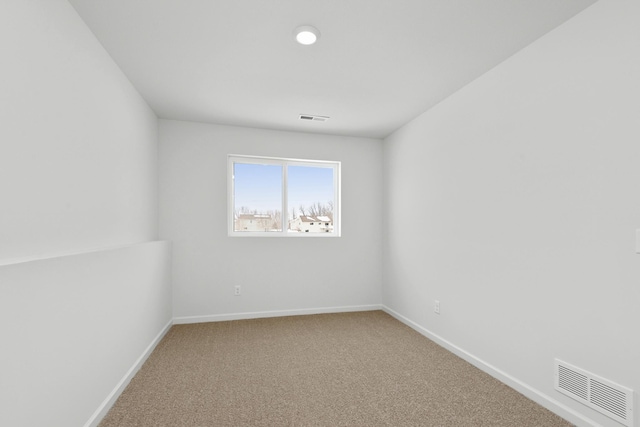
299, 114, 329, 122
555, 359, 634, 426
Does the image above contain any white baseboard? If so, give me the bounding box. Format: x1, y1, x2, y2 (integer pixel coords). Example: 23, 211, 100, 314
381, 305, 598, 427
173, 304, 382, 325
84, 319, 173, 427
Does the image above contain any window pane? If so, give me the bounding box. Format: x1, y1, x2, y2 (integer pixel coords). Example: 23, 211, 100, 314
287, 165, 334, 233
233, 163, 282, 232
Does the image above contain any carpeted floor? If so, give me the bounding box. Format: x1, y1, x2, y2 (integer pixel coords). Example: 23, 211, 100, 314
99, 310, 572, 426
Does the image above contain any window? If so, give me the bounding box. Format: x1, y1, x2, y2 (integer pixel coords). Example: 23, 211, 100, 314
228, 155, 340, 236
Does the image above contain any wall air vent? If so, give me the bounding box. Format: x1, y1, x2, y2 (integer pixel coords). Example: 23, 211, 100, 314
299, 114, 329, 122
555, 359, 634, 426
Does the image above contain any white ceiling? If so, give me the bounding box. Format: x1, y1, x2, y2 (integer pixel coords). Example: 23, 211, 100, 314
67, 0, 596, 139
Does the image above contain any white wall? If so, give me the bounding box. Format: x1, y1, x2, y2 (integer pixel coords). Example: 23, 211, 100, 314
0, 0, 158, 261
160, 120, 382, 320
0, 2, 170, 426
383, 1, 639, 426
0, 242, 171, 427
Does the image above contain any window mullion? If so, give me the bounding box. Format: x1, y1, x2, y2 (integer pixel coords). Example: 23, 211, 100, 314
282, 161, 288, 234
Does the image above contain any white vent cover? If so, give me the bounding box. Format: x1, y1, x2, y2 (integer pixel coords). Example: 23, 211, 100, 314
299, 114, 329, 122
555, 359, 634, 426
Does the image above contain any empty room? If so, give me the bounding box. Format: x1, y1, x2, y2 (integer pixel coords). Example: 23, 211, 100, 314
1, 0, 638, 426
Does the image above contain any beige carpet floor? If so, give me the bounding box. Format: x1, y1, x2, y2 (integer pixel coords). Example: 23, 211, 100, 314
99, 310, 572, 426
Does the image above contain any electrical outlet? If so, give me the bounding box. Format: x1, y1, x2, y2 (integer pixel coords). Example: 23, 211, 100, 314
234, 285, 241, 296
434, 300, 440, 314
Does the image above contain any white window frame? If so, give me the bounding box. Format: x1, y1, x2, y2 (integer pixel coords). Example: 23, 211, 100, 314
228, 154, 341, 237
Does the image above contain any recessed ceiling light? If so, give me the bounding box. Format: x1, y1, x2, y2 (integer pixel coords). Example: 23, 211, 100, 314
294, 25, 320, 45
